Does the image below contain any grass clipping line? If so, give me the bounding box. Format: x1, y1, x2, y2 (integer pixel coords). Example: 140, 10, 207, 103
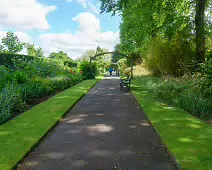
0, 80, 97, 170
131, 80, 212, 170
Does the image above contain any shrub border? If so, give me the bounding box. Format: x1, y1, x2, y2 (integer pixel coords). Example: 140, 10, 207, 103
0, 79, 99, 170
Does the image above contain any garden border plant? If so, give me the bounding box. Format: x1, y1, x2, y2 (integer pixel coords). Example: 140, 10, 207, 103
131, 80, 212, 170
0, 80, 98, 170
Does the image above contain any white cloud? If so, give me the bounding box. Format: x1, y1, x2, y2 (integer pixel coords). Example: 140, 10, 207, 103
0, 0, 56, 31
39, 31, 119, 58
66, 0, 87, 8
87, 2, 100, 14
66, 0, 100, 14
72, 12, 100, 33
39, 12, 119, 59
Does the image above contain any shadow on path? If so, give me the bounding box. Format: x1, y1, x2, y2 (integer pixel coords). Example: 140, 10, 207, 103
17, 75, 177, 170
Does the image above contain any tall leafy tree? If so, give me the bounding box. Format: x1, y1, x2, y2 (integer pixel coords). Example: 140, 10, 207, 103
0, 44, 5, 52
81, 49, 96, 61
49, 51, 76, 67
36, 47, 44, 58
81, 47, 111, 72
1, 31, 23, 54
25, 43, 37, 56
100, 0, 210, 62
25, 43, 44, 57
49, 51, 68, 60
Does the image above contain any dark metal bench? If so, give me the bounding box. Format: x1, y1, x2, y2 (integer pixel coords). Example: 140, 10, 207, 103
120, 76, 132, 91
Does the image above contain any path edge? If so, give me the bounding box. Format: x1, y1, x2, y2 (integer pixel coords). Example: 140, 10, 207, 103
14, 79, 100, 170
130, 89, 182, 170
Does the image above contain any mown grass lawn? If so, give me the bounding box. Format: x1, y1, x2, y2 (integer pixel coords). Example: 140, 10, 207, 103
0, 80, 97, 170
131, 80, 212, 170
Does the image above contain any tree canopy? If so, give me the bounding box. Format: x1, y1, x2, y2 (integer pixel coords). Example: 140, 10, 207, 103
100, 0, 212, 63
1, 31, 23, 54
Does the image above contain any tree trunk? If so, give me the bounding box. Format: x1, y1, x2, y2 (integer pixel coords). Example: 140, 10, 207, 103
195, 0, 207, 63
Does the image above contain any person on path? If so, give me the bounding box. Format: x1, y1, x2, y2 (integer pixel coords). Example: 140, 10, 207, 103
109, 67, 113, 75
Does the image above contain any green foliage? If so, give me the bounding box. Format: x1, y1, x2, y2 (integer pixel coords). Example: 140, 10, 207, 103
64, 60, 77, 67
80, 47, 111, 73
0, 74, 82, 123
144, 36, 195, 76
100, 0, 129, 15
25, 43, 37, 56
0, 53, 14, 68
111, 43, 126, 62
0, 83, 25, 124
13, 57, 71, 78
36, 47, 44, 58
1, 31, 23, 54
80, 61, 98, 79
81, 49, 96, 61
0, 54, 83, 124
49, 51, 68, 60
110, 63, 120, 71
135, 76, 212, 119
20, 77, 51, 100
0, 66, 13, 90
100, 0, 211, 67
117, 58, 127, 73
132, 79, 212, 170
0, 44, 4, 52
0, 31, 84, 124
0, 53, 36, 69
25, 43, 44, 58
13, 70, 29, 84
48, 76, 73, 91
195, 55, 212, 96
49, 51, 77, 68
0, 80, 97, 170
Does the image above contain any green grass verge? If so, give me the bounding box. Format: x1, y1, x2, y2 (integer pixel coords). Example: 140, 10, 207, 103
0, 80, 97, 170
131, 80, 212, 170
134, 76, 212, 119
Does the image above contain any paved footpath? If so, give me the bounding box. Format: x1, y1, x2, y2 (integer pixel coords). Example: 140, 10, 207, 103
18, 75, 177, 170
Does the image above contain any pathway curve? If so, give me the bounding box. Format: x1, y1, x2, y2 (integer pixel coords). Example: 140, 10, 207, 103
18, 75, 177, 170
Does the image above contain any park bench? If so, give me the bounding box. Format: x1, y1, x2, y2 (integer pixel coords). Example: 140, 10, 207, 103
120, 76, 132, 91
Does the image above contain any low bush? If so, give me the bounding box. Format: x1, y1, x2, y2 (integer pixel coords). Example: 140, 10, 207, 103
13, 70, 29, 84
80, 61, 98, 79
0, 83, 25, 124
0, 75, 83, 124
0, 66, 13, 90
0, 80, 98, 170
49, 76, 73, 91
21, 77, 51, 100
135, 76, 212, 119
195, 55, 212, 96
0, 53, 84, 124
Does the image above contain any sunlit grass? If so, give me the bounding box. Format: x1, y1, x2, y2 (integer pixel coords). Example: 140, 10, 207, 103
131, 80, 212, 170
0, 80, 97, 170
134, 76, 212, 119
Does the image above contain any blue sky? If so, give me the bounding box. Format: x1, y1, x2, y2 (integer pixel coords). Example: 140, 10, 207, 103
39, 0, 120, 33
0, 0, 121, 59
